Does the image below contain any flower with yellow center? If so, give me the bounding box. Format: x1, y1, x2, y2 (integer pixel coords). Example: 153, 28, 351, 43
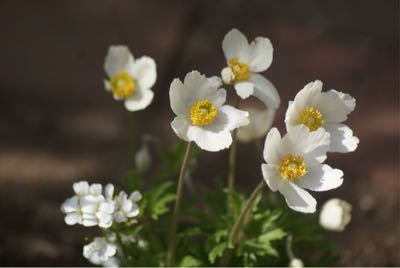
228, 58, 250, 82
262, 126, 343, 213
170, 71, 249, 152
103, 45, 157, 112
297, 106, 324, 131
279, 155, 307, 180
110, 71, 136, 99
221, 29, 280, 110
285, 80, 359, 153
190, 100, 218, 126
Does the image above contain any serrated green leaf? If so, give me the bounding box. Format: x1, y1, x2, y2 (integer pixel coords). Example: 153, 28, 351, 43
208, 242, 228, 264
258, 228, 286, 243
151, 193, 176, 219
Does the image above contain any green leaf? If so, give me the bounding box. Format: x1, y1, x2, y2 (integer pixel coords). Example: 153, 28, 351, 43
258, 229, 286, 243
179, 255, 203, 267
208, 242, 228, 264
151, 193, 176, 219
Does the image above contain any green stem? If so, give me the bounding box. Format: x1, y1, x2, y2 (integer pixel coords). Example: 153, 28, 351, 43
229, 180, 265, 246
128, 112, 136, 168
227, 96, 240, 212
166, 141, 192, 267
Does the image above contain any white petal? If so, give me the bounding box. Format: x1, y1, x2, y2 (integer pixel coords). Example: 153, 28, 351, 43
171, 116, 191, 141
221, 67, 235, 84
126, 204, 140, 218
249, 73, 280, 110
61, 196, 79, 213
114, 212, 127, 223
169, 78, 189, 116
278, 181, 316, 213
209, 88, 227, 108
99, 202, 115, 214
294, 80, 323, 110
215, 105, 249, 132
64, 212, 81, 225
82, 218, 98, 227
129, 191, 142, 202
314, 91, 351, 123
261, 164, 281, 192
104, 45, 134, 77
286, 125, 330, 162
295, 164, 343, 191
222, 29, 249, 62
104, 184, 114, 200
263, 127, 282, 165
73, 181, 89, 196
328, 89, 356, 113
207, 76, 223, 88
187, 126, 233, 152
324, 123, 359, 153
90, 184, 102, 195
234, 81, 254, 99
131, 56, 157, 89
104, 80, 112, 92
182, 71, 217, 101
248, 37, 273, 72
124, 88, 154, 112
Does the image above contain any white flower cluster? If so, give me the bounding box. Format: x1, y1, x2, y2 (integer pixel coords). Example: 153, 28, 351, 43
61, 181, 141, 228
83, 237, 118, 266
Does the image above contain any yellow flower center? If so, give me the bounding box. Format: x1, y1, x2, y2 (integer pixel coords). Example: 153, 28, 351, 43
298, 106, 324, 131
110, 71, 136, 99
229, 58, 250, 82
279, 155, 307, 181
190, 100, 218, 126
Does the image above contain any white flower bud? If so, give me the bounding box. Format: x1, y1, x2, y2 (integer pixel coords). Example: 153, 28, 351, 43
135, 145, 151, 173
221, 67, 234, 84
289, 258, 304, 268
319, 198, 352, 231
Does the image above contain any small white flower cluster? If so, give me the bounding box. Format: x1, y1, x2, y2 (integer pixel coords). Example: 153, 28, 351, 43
61, 181, 142, 228
83, 237, 118, 266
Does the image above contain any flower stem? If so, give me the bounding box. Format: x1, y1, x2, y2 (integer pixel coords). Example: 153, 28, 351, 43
227, 96, 240, 212
128, 112, 136, 168
286, 233, 295, 260
166, 141, 192, 267
229, 180, 265, 246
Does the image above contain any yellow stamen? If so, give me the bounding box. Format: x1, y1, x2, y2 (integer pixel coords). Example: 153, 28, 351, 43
298, 106, 324, 131
229, 58, 250, 82
190, 100, 218, 126
279, 155, 307, 181
110, 71, 135, 99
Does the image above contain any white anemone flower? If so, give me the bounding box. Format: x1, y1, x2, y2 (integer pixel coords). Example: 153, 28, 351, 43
221, 29, 280, 110
319, 198, 352, 231
170, 71, 249, 152
262, 126, 344, 213
83, 237, 117, 265
285, 80, 359, 153
103, 45, 157, 111
237, 107, 275, 143
289, 258, 304, 268
61, 181, 115, 228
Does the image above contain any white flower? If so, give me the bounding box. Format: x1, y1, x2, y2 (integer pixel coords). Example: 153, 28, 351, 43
237, 107, 275, 143
319, 198, 352, 231
285, 80, 359, 153
289, 258, 304, 268
221, 29, 280, 110
102, 257, 119, 267
261, 126, 344, 213
170, 71, 249, 152
83, 237, 117, 265
104, 184, 142, 223
61, 181, 115, 228
103, 45, 157, 111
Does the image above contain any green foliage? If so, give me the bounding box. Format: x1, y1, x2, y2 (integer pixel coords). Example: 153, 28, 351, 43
108, 141, 339, 267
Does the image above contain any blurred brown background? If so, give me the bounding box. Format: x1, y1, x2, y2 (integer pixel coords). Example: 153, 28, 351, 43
0, 0, 398, 266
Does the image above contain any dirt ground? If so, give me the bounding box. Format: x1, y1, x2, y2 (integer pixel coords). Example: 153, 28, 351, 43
0, 0, 398, 266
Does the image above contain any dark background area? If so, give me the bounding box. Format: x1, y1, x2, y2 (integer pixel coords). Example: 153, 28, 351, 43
0, 0, 398, 266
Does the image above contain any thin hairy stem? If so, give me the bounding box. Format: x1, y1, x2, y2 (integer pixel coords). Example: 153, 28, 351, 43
128, 112, 136, 168
166, 141, 192, 266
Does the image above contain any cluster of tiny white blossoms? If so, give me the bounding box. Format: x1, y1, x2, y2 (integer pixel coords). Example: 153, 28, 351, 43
61, 181, 141, 265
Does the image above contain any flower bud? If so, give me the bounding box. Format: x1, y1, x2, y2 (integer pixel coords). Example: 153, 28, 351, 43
319, 198, 352, 231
